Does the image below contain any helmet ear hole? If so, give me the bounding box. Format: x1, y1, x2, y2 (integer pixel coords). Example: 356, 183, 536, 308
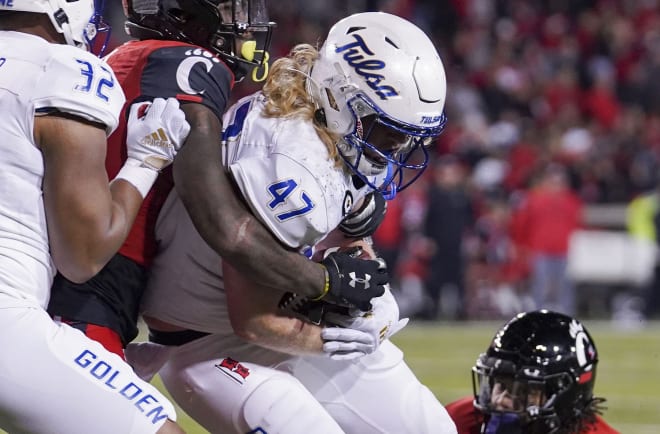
314, 109, 327, 126
53, 8, 69, 26
324, 88, 339, 111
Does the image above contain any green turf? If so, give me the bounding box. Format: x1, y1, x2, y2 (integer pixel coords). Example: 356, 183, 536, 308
168, 320, 660, 434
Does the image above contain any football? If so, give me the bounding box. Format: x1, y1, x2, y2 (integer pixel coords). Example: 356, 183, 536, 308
312, 231, 377, 262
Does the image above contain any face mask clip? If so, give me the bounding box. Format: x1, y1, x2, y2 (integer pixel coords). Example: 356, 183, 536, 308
241, 40, 270, 82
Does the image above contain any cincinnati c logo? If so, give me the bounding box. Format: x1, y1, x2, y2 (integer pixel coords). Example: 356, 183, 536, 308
569, 319, 593, 367
176, 49, 221, 95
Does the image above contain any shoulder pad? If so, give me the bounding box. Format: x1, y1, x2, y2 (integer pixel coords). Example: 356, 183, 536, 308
35, 46, 125, 135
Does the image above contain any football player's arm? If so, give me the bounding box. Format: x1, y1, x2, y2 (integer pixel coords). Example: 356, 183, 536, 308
173, 103, 327, 297
40, 99, 188, 283
224, 236, 386, 358
223, 261, 325, 355
39, 114, 144, 283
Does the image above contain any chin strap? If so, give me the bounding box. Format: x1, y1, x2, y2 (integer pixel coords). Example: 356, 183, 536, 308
484, 413, 524, 434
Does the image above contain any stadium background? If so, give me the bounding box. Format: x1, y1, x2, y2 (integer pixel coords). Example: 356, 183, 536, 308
10, 1, 653, 432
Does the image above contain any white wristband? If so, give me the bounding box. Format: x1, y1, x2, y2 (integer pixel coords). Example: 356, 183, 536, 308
112, 158, 159, 198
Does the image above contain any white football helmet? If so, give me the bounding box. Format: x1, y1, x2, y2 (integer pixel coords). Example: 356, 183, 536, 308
308, 12, 447, 198
0, 0, 107, 50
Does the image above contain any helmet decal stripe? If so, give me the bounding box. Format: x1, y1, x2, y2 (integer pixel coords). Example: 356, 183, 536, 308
578, 371, 593, 384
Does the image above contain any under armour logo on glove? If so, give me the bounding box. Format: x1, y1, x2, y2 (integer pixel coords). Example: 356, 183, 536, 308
348, 271, 371, 289
319, 251, 387, 311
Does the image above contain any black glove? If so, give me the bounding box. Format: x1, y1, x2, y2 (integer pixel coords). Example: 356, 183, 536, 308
318, 250, 388, 311
339, 191, 387, 238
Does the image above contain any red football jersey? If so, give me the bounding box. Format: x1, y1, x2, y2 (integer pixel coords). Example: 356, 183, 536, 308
47, 39, 235, 347
106, 39, 235, 266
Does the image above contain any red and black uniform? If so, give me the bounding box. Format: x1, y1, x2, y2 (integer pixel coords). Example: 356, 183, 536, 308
445, 396, 620, 434
47, 39, 234, 356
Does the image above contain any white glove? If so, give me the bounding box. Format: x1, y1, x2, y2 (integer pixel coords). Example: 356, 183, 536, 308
321, 285, 408, 360
115, 97, 190, 198
125, 97, 190, 171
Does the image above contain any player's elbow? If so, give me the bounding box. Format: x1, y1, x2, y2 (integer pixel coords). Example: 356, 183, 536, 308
212, 215, 259, 258
233, 326, 259, 343
50, 243, 103, 283
232, 318, 263, 344
55, 260, 103, 284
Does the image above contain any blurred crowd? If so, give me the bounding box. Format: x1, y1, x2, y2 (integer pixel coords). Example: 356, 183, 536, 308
103, 0, 660, 320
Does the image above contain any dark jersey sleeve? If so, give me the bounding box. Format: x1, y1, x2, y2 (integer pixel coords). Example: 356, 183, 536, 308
138, 43, 234, 120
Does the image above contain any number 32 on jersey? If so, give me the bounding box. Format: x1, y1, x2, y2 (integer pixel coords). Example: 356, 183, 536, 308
74, 59, 115, 102
267, 180, 314, 221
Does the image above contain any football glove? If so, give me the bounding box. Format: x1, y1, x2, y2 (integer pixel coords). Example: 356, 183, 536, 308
125, 97, 190, 171
318, 248, 388, 311
338, 191, 387, 238
321, 286, 408, 360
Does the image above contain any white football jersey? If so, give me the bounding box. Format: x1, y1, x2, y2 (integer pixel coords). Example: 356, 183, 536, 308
0, 31, 125, 307
141, 91, 373, 332
223, 92, 372, 250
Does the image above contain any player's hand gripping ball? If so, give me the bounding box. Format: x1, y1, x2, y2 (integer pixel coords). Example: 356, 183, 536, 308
317, 237, 388, 311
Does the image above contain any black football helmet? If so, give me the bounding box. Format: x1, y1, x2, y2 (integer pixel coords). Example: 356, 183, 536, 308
123, 0, 275, 80
472, 310, 601, 434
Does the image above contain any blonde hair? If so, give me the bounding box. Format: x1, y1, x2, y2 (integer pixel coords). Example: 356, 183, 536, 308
262, 44, 341, 165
